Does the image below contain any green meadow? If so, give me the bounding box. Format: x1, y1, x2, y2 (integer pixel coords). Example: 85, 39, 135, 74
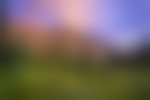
0, 50, 150, 100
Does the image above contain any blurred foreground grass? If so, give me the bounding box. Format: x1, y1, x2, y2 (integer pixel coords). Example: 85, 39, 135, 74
0, 54, 150, 100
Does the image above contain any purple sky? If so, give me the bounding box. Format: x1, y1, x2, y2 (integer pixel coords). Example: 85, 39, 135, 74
8, 0, 150, 54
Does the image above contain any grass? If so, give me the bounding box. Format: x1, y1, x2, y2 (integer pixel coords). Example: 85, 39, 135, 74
0, 50, 150, 100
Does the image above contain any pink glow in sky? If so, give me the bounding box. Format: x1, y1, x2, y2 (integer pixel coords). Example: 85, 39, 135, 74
9, 0, 150, 55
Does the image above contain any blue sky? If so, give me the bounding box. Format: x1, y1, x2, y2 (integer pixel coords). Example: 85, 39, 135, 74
91, 0, 150, 53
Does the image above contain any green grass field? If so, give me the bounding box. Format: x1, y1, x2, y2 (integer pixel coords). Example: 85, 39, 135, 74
0, 49, 150, 100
